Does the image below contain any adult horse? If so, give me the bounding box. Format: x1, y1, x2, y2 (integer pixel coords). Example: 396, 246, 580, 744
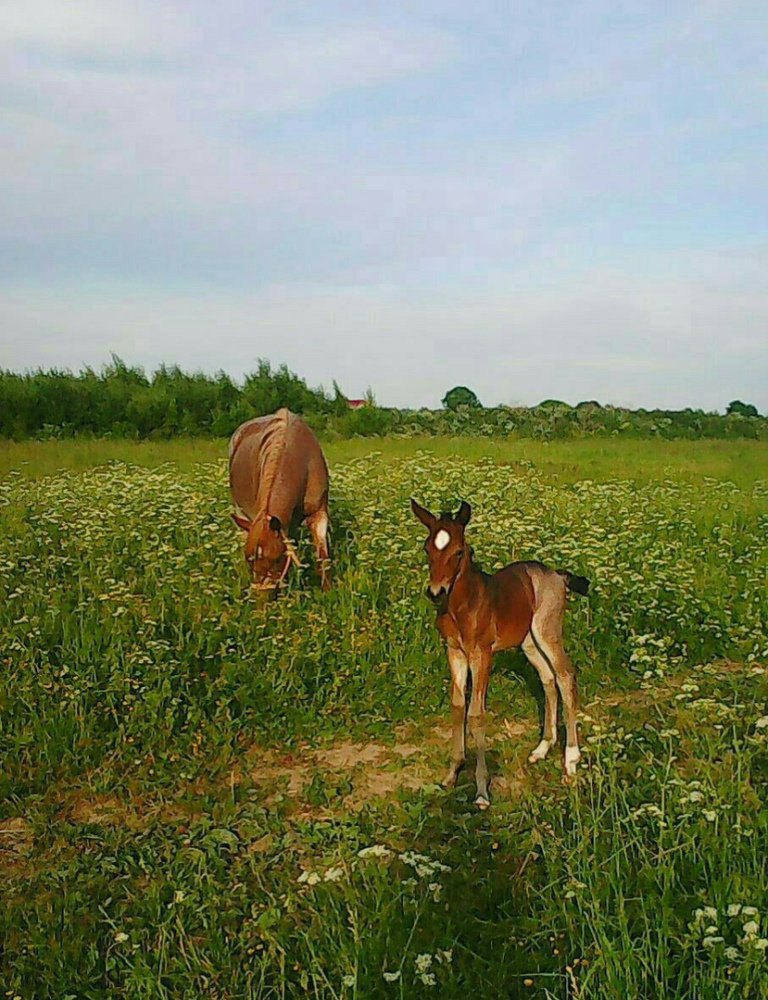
229, 409, 331, 594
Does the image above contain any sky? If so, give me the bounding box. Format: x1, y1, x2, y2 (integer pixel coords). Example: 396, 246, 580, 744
1, 0, 766, 410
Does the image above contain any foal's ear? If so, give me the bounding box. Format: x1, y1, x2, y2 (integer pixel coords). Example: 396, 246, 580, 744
410, 498, 437, 529
268, 515, 282, 534
232, 513, 252, 532
454, 501, 472, 526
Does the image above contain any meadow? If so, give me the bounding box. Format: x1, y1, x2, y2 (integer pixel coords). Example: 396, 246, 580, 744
1, 438, 767, 998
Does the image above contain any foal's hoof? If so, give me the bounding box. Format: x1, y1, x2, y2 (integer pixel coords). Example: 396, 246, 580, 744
475, 794, 490, 810
528, 739, 552, 764
564, 748, 581, 779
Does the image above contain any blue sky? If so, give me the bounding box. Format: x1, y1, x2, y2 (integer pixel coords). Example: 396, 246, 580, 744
1, 0, 766, 408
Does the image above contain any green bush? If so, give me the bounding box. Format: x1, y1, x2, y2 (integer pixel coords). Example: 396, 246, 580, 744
1, 360, 767, 442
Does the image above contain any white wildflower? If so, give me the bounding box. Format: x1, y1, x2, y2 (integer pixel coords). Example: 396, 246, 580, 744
173, 890, 186, 904
742, 906, 759, 916
418, 973, 437, 986
753, 939, 768, 951
727, 904, 741, 917
703, 810, 717, 822
436, 949, 453, 965
703, 936, 724, 948
704, 925, 719, 935
358, 845, 392, 859
382, 970, 401, 982
323, 866, 344, 882
298, 870, 321, 886
114, 931, 129, 943
755, 717, 768, 729
342, 974, 355, 987
725, 946, 740, 960
415, 953, 433, 974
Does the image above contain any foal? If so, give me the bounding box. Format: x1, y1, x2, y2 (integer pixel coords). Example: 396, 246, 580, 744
411, 499, 589, 808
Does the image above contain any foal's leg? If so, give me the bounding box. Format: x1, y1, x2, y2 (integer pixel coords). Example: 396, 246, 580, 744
444, 645, 468, 788
531, 584, 580, 778
306, 507, 331, 591
546, 640, 580, 778
521, 633, 558, 762
468, 649, 492, 809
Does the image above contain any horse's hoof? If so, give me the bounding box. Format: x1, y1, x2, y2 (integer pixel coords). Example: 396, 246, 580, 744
528, 739, 551, 763
475, 795, 490, 810
564, 748, 581, 778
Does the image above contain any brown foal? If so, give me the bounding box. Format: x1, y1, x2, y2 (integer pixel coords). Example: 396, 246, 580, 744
411, 498, 589, 808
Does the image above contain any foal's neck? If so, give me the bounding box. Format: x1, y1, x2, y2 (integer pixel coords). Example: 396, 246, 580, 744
449, 551, 485, 605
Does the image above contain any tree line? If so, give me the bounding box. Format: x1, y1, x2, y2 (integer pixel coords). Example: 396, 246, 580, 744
0, 359, 765, 441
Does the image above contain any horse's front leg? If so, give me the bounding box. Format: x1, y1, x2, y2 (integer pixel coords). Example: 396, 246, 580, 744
306, 507, 331, 591
444, 645, 468, 788
468, 647, 492, 809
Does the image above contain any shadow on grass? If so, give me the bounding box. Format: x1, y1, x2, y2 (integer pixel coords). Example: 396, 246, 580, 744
366, 776, 570, 999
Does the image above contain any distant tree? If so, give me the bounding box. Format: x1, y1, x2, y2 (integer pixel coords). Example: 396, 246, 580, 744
537, 399, 571, 409
442, 386, 481, 410
326, 379, 349, 416
726, 400, 759, 418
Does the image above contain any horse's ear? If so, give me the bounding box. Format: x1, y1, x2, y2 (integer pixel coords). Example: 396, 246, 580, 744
454, 501, 472, 526
268, 515, 282, 533
410, 498, 436, 529
232, 513, 251, 532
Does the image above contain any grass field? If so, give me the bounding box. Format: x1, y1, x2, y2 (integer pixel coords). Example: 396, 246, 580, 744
2, 438, 767, 998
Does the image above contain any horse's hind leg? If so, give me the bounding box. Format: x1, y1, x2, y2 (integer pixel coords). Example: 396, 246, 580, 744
530, 580, 580, 778
306, 506, 331, 591
521, 634, 558, 762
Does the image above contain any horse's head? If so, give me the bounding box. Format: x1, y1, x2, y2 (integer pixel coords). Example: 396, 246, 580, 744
410, 498, 472, 603
232, 513, 293, 595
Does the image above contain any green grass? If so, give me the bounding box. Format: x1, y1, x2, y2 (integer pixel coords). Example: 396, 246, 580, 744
3, 435, 768, 487
1, 439, 767, 998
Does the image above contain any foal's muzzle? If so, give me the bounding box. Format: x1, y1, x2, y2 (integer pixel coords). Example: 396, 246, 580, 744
426, 585, 447, 603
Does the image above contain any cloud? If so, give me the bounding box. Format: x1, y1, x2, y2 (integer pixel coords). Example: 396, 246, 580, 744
3, 246, 766, 411
1, 0, 766, 408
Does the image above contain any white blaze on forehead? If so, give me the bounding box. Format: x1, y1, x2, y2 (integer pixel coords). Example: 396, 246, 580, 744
434, 529, 450, 551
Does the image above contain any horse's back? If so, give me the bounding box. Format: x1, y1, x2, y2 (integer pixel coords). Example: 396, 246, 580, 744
488, 562, 538, 648
228, 409, 327, 520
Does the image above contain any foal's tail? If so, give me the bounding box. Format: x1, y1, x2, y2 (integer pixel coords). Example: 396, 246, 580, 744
557, 570, 590, 597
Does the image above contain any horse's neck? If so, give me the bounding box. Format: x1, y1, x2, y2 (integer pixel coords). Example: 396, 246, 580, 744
448, 558, 486, 613
256, 414, 291, 519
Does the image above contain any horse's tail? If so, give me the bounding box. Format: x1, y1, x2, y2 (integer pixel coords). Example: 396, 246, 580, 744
557, 570, 590, 597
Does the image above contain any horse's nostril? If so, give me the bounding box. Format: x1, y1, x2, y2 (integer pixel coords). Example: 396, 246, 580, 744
426, 585, 446, 602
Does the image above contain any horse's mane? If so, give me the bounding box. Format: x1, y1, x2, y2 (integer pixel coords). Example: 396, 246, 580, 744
255, 408, 290, 518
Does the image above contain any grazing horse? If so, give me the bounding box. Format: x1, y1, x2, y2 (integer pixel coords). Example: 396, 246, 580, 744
411, 498, 589, 808
229, 409, 331, 594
